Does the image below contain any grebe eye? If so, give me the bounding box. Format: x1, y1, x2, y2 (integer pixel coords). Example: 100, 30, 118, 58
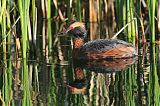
69, 26, 74, 30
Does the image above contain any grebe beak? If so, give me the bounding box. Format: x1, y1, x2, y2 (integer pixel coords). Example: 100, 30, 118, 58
56, 27, 71, 37
66, 29, 70, 33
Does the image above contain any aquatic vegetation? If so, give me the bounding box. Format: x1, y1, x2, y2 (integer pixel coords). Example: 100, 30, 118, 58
0, 0, 159, 105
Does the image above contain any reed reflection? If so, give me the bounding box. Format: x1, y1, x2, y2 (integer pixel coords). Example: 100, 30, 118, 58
68, 57, 137, 94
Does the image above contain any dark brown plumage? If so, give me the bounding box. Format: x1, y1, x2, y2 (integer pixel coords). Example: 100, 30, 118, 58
66, 20, 138, 60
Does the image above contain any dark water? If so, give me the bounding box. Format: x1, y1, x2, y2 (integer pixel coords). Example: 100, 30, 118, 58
1, 44, 159, 106
0, 23, 160, 106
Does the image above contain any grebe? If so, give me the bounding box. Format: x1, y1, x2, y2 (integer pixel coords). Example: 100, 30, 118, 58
66, 20, 138, 60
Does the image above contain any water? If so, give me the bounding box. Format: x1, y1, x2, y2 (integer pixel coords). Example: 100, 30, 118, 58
0, 22, 160, 106
1, 46, 159, 106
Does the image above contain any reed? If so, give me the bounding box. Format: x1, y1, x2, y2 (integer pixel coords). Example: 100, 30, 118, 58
18, 0, 32, 105
6, 10, 11, 59
147, 0, 157, 43
115, 0, 137, 44
115, 0, 129, 40
4, 1, 12, 105
0, 3, 12, 105
126, 67, 137, 106
0, 0, 159, 105
115, 0, 126, 34
126, 0, 131, 42
114, 72, 125, 105
89, 0, 98, 40
67, 0, 71, 20
53, 2, 59, 31
31, 0, 37, 59
18, 0, 30, 59
47, 0, 52, 54
51, 62, 56, 105
2, 59, 12, 106
0, 0, 6, 23
45, 61, 56, 105
0, 0, 157, 57
75, 0, 82, 21
147, 45, 160, 105
32, 0, 36, 34
1, 0, 7, 60
147, 0, 159, 104
128, 0, 136, 44
22, 59, 32, 106
41, 0, 46, 60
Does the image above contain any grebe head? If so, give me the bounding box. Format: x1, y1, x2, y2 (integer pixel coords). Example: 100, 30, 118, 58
66, 20, 87, 38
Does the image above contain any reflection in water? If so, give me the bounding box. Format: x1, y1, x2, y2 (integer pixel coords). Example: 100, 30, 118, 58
83, 57, 138, 73
0, 20, 159, 106
68, 67, 88, 94
66, 57, 138, 105
1, 45, 160, 105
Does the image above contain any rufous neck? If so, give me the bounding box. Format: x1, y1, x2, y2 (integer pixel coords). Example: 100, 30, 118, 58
73, 38, 84, 49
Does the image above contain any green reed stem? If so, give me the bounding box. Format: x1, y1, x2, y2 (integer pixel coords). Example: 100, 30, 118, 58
136, 0, 141, 44
148, 45, 160, 105
51, 64, 56, 104
115, 0, 136, 43
18, 0, 30, 59
115, 0, 127, 40
5, 1, 12, 105
126, 67, 137, 105
2, 58, 12, 106
32, 0, 35, 34
127, 0, 136, 44
1, 0, 7, 60
7, 1, 11, 59
0, 0, 6, 24
31, 0, 36, 57
115, 72, 126, 105
47, 62, 57, 105
22, 59, 32, 106
3, 68, 9, 106
47, 0, 52, 53
148, 0, 157, 43
127, 0, 131, 41
75, 0, 81, 21
18, 0, 32, 105
54, 9, 59, 30
115, 0, 122, 29
67, 0, 71, 20
130, 0, 136, 44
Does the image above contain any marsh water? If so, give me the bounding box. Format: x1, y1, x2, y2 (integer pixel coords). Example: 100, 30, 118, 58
0, 21, 160, 106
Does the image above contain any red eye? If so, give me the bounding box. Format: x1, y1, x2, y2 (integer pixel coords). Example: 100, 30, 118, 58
70, 26, 74, 30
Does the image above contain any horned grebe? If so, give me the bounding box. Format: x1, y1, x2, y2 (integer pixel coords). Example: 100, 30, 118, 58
66, 20, 138, 60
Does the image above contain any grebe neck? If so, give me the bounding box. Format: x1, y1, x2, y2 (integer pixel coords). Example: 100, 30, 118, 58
73, 38, 84, 58
73, 38, 84, 49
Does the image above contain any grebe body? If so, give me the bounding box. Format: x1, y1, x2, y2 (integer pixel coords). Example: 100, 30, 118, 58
78, 39, 137, 59
66, 20, 138, 60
